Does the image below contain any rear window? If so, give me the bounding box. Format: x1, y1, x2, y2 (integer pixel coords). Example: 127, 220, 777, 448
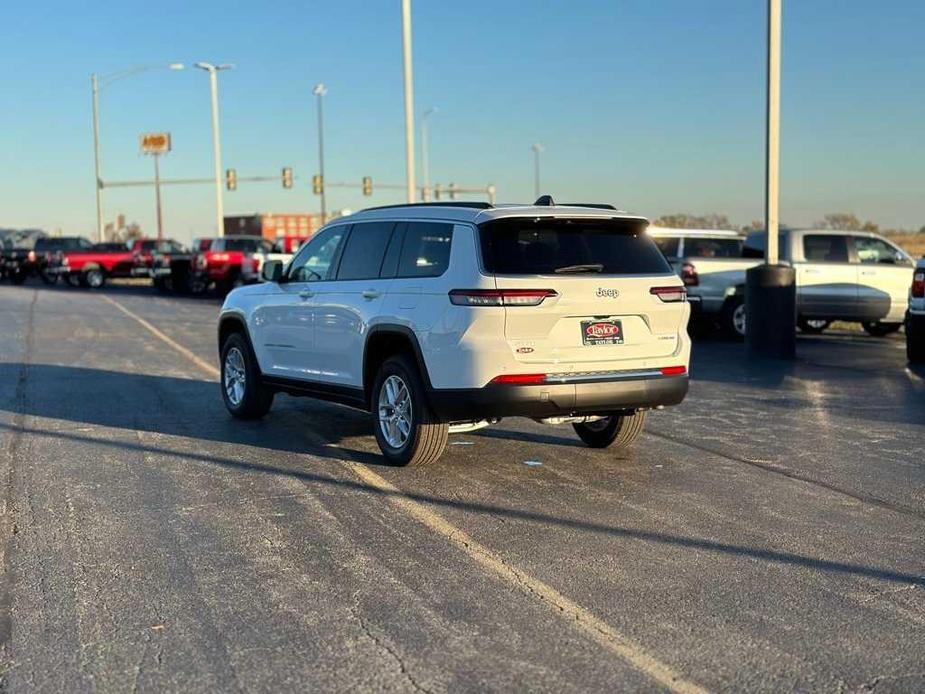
744, 231, 789, 259
478, 218, 670, 275
683, 237, 744, 258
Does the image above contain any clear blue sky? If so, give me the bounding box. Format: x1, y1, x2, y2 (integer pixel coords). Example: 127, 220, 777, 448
2, 0, 923, 242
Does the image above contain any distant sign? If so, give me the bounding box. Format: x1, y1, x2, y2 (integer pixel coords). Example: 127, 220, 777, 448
140, 132, 171, 154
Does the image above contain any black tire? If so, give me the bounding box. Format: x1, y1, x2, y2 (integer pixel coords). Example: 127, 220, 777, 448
573, 411, 648, 449
39, 269, 56, 285
220, 332, 274, 419
372, 354, 448, 467
862, 321, 902, 337
84, 267, 106, 289
188, 274, 209, 295
907, 315, 925, 363
65, 273, 81, 288
797, 318, 831, 334
722, 297, 746, 341
11, 271, 27, 285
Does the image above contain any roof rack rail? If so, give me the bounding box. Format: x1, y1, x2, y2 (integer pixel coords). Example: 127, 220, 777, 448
359, 201, 494, 212
562, 203, 618, 210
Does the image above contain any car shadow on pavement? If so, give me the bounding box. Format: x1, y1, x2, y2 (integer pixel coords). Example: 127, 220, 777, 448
2, 417, 922, 589
0, 361, 382, 465
2, 362, 924, 589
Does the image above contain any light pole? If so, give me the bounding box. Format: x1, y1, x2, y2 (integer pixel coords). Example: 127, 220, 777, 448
312, 83, 328, 220
153, 152, 164, 241
421, 107, 437, 201
195, 62, 233, 236
91, 63, 184, 241
401, 0, 416, 203
531, 143, 544, 199
745, 0, 796, 359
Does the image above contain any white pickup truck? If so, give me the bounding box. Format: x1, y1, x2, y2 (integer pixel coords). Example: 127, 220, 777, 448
650, 227, 915, 338
649, 228, 758, 336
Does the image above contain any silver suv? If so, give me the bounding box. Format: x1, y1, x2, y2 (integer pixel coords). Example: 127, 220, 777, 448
218, 199, 691, 466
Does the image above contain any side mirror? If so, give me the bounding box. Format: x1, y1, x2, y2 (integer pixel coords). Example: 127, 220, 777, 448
261, 259, 284, 283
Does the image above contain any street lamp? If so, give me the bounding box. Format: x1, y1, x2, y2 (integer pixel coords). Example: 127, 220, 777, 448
421, 107, 437, 201
745, 0, 796, 359
401, 0, 416, 203
531, 143, 545, 199
312, 83, 328, 220
91, 62, 184, 241
195, 62, 234, 236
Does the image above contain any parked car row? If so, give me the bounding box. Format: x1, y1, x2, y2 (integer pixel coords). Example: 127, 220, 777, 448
2, 234, 303, 294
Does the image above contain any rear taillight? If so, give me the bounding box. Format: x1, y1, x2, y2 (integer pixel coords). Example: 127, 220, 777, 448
449, 289, 558, 307
660, 366, 687, 376
650, 286, 687, 303
681, 262, 699, 287
489, 374, 547, 385
913, 271, 925, 298
27, 250, 36, 263
211, 252, 230, 262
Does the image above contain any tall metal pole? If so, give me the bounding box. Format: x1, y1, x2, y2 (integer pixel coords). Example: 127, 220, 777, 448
746, 0, 795, 359
206, 68, 225, 236
531, 143, 544, 198
91, 74, 105, 242
401, 0, 416, 203
313, 84, 327, 221
153, 153, 164, 241
421, 107, 436, 202
765, 0, 781, 265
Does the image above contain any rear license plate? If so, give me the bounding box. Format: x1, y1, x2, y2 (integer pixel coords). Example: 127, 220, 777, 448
581, 319, 623, 345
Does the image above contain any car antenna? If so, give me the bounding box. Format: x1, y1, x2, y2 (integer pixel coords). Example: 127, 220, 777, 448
534, 195, 555, 206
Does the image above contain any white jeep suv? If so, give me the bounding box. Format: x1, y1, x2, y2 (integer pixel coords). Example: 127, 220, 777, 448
217, 199, 691, 466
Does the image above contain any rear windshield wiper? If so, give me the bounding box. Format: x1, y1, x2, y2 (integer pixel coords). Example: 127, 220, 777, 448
553, 263, 604, 274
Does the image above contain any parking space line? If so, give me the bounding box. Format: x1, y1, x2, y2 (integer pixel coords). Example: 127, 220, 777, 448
101, 295, 220, 380
103, 295, 707, 694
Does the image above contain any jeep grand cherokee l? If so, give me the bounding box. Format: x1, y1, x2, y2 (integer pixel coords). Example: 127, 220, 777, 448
217, 199, 691, 467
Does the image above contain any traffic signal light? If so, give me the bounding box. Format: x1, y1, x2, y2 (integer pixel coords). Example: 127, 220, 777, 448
312, 174, 323, 195
362, 176, 372, 196
282, 167, 293, 189
225, 168, 237, 191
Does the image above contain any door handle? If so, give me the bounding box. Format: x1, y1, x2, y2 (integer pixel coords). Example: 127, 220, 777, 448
803, 269, 821, 274
362, 289, 381, 300
299, 289, 314, 300
860, 270, 876, 276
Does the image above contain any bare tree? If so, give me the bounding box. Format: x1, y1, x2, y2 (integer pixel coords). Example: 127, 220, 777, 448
653, 213, 735, 230
815, 212, 879, 232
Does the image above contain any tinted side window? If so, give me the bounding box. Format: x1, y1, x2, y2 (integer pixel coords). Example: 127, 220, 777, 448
683, 237, 744, 258
336, 222, 395, 280
652, 237, 680, 258
288, 227, 346, 282
804, 235, 849, 263
398, 222, 453, 278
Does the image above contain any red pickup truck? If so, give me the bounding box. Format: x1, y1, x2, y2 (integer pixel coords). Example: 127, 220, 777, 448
189, 236, 269, 294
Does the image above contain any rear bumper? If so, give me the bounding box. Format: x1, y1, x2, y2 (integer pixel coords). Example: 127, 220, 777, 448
427, 373, 689, 421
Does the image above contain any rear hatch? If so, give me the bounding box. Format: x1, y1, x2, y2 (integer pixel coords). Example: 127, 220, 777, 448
478, 216, 686, 367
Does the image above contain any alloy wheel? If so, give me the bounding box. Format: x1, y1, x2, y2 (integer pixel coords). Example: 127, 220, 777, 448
224, 347, 246, 406
378, 375, 412, 449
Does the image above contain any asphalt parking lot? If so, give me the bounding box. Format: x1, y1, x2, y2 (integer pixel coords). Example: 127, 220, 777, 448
1, 283, 923, 692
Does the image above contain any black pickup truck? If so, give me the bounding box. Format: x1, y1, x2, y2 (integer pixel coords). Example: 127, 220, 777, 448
3, 236, 99, 285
